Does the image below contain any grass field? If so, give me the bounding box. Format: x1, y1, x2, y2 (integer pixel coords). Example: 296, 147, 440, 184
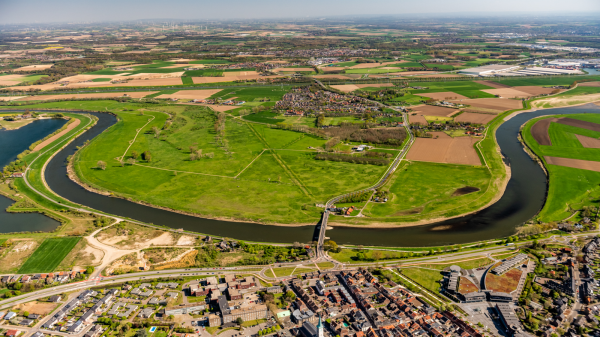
523, 113, 600, 222
18, 237, 81, 273
345, 68, 406, 74
401, 267, 443, 293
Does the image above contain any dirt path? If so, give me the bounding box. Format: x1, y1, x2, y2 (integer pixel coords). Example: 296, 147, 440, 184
33, 118, 81, 152
85, 222, 138, 277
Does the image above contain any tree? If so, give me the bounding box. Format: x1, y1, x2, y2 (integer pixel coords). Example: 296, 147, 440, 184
284, 290, 296, 301
86, 266, 95, 275
142, 151, 152, 162
127, 158, 135, 165
131, 151, 138, 159
371, 250, 383, 261
136, 329, 148, 337
236, 317, 244, 326
323, 240, 338, 252
23, 311, 29, 317
97, 161, 107, 170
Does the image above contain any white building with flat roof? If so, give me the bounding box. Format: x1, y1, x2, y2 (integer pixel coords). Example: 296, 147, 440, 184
459, 64, 520, 76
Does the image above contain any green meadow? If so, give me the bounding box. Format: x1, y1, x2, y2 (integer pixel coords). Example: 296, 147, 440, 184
522, 114, 600, 222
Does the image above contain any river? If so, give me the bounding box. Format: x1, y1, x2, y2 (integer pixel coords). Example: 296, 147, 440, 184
0, 118, 66, 233
4, 104, 600, 245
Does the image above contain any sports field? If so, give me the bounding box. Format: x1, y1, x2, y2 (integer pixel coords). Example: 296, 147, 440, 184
18, 237, 81, 273
523, 113, 600, 222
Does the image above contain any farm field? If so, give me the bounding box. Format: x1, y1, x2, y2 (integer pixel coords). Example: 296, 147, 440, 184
18, 237, 81, 273
523, 113, 600, 222
405, 132, 481, 166
532, 86, 600, 108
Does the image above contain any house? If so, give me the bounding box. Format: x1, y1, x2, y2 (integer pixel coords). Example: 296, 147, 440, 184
19, 319, 34, 326
11, 173, 24, 178
5, 330, 19, 337
84, 325, 103, 337
139, 308, 155, 318
31, 332, 44, 337
48, 295, 61, 302
5, 312, 17, 320
28, 314, 40, 320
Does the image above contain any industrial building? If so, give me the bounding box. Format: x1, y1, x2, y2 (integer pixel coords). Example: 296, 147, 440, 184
459, 64, 520, 76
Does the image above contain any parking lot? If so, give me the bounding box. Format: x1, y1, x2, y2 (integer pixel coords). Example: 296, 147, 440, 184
459, 302, 509, 337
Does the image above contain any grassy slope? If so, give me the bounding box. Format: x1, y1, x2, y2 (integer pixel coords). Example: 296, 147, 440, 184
18, 237, 81, 273
522, 113, 600, 222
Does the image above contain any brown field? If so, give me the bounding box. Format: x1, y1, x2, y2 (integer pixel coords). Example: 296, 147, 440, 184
414, 92, 468, 100
0, 96, 26, 101
222, 71, 260, 77
411, 105, 458, 117
576, 134, 600, 148
15, 301, 58, 315
33, 118, 81, 152
0, 74, 31, 86
274, 67, 314, 72
579, 82, 600, 87
13, 64, 54, 72
458, 278, 479, 294
192, 75, 282, 84
330, 85, 360, 93
311, 74, 353, 80
462, 108, 503, 114
530, 118, 555, 146
557, 117, 600, 132
156, 89, 222, 100
16, 91, 157, 102
121, 78, 185, 86
396, 71, 436, 75
451, 98, 523, 111
406, 133, 481, 166
454, 112, 496, 124
546, 156, 600, 172
475, 80, 511, 89
408, 114, 428, 125
486, 268, 522, 293
513, 86, 557, 95
482, 88, 532, 99
331, 83, 394, 93
160, 64, 205, 69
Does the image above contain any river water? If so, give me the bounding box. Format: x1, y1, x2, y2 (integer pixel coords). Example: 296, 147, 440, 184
3, 105, 600, 245
0, 118, 66, 233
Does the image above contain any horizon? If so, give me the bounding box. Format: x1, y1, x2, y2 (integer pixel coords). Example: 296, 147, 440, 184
1, 0, 600, 25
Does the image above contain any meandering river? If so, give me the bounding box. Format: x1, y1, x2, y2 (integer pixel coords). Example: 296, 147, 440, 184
3, 104, 600, 245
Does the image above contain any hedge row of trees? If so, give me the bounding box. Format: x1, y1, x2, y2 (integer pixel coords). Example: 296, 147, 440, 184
315, 153, 390, 166
337, 191, 372, 203
323, 124, 407, 145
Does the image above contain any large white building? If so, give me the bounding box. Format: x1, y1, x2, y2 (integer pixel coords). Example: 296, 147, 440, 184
459, 64, 521, 76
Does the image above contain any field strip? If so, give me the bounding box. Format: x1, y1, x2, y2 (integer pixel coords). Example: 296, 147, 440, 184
119, 115, 156, 161
387, 269, 444, 303
234, 149, 266, 178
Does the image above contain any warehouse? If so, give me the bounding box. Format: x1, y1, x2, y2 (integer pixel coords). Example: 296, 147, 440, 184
459, 64, 520, 76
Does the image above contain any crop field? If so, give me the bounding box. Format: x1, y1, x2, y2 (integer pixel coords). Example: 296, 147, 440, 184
406, 132, 481, 165
18, 237, 81, 273
523, 114, 600, 222
345, 68, 406, 74
406, 81, 497, 99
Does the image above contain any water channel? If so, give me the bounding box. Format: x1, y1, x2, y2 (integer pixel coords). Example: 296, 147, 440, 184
3, 104, 600, 245
0, 118, 66, 232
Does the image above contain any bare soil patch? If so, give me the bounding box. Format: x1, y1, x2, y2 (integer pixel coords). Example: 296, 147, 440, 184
579, 82, 600, 87
513, 86, 557, 96
406, 136, 481, 166
485, 268, 522, 293
97, 223, 174, 249
0, 96, 26, 101
0, 240, 40, 273
331, 85, 360, 93
576, 134, 600, 148
530, 118, 555, 146
556, 117, 600, 132
545, 156, 600, 172
176, 235, 196, 246
454, 112, 496, 125
411, 105, 458, 117
156, 89, 222, 100
414, 92, 468, 100
408, 114, 428, 125
482, 88, 532, 99
475, 81, 511, 89
15, 301, 58, 315
13, 64, 53, 72
451, 98, 523, 111
33, 118, 81, 152
532, 93, 600, 108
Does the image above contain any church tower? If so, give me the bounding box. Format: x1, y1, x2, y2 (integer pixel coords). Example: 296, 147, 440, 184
317, 316, 324, 337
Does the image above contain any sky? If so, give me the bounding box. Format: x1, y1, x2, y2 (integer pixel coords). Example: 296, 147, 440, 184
1, 0, 600, 24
